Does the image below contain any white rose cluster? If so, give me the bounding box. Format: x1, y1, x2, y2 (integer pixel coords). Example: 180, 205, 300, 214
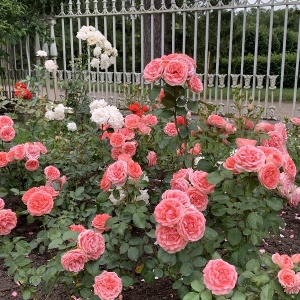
45, 104, 74, 121
108, 187, 149, 205
90, 99, 124, 130
67, 122, 77, 131
76, 26, 118, 70
44, 60, 58, 72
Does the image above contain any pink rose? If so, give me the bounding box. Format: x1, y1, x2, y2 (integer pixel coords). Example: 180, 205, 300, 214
155, 224, 188, 253
170, 178, 190, 192
143, 58, 164, 82
254, 122, 275, 133
233, 145, 266, 173
0, 115, 13, 129
283, 154, 297, 180
0, 209, 17, 235
25, 159, 39, 171
92, 214, 111, 233
122, 141, 137, 157
189, 171, 215, 194
124, 114, 141, 129
288, 187, 300, 207
109, 133, 126, 148
162, 189, 190, 207
224, 122, 236, 134
117, 128, 135, 140
12, 144, 26, 160
100, 171, 112, 192
187, 74, 203, 93
39, 186, 59, 198
164, 122, 178, 137
0, 198, 4, 209
172, 168, 193, 180
223, 157, 239, 174
147, 151, 157, 167
235, 138, 257, 149
118, 154, 133, 163
244, 119, 254, 130
0, 152, 8, 167
106, 161, 128, 187
44, 165, 60, 181
177, 207, 206, 241
207, 114, 226, 129
274, 122, 287, 141
291, 117, 300, 126
292, 254, 300, 264
142, 114, 158, 127
22, 187, 40, 204
257, 146, 283, 168
261, 131, 285, 152
93, 271, 122, 300
24, 143, 40, 160
27, 191, 54, 216
277, 173, 294, 198
61, 249, 88, 272
154, 198, 185, 227
69, 224, 85, 233
34, 142, 47, 154
0, 126, 15, 142
189, 143, 201, 155
127, 161, 143, 179
163, 59, 188, 86
77, 229, 105, 260
186, 187, 208, 211
272, 253, 294, 269
111, 147, 123, 160
203, 259, 238, 295
278, 269, 297, 287
137, 122, 151, 135
258, 163, 280, 190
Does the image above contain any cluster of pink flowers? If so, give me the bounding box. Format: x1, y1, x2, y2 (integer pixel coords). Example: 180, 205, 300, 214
100, 156, 143, 192
0, 115, 15, 142
0, 141, 47, 171
203, 259, 238, 295
143, 53, 203, 93
154, 168, 215, 253
223, 122, 300, 206
206, 114, 237, 135
0, 198, 17, 236
21, 166, 64, 216
290, 117, 300, 126
272, 253, 300, 294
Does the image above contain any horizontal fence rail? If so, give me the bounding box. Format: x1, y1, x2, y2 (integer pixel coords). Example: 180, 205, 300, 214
1, 0, 300, 120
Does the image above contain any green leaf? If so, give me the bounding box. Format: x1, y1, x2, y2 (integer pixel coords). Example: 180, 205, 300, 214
193, 257, 207, 267
180, 262, 193, 276
96, 191, 110, 203
196, 159, 214, 173
227, 228, 242, 246
260, 283, 274, 300
161, 95, 176, 108
80, 288, 93, 298
120, 243, 129, 254
200, 290, 212, 300
206, 172, 224, 185
85, 261, 100, 276
0, 187, 8, 197
247, 212, 263, 230
266, 197, 283, 211
29, 275, 41, 286
133, 212, 146, 229
23, 289, 31, 300
16, 240, 32, 255
246, 259, 260, 272
149, 86, 162, 101
191, 279, 205, 293
48, 238, 63, 249
62, 231, 79, 241
128, 247, 139, 261
121, 275, 135, 287
232, 291, 246, 300
179, 127, 190, 139
204, 227, 218, 241
183, 292, 200, 300
75, 186, 85, 196
161, 109, 174, 119
187, 101, 199, 112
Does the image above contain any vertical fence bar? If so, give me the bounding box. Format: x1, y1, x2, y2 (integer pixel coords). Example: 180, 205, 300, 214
240, 7, 247, 87
161, 0, 165, 56
77, 0, 82, 55
182, 1, 187, 54
20, 40, 24, 70
215, 6, 221, 103
193, 0, 199, 100
122, 0, 127, 99
171, 0, 176, 53
112, 0, 117, 104
68, 0, 75, 68
292, 18, 300, 117
131, 1, 136, 85
203, 3, 210, 101
151, 0, 154, 60
140, 0, 145, 96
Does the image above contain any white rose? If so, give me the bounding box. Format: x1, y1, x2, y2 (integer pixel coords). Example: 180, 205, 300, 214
67, 122, 77, 131
36, 50, 47, 57
90, 57, 100, 68
45, 60, 58, 72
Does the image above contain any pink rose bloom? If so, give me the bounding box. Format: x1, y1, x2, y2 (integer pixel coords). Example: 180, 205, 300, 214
111, 147, 123, 160
274, 122, 287, 141
124, 114, 141, 129
154, 198, 185, 227
163, 59, 188, 86
106, 161, 128, 187
11, 144, 26, 160
162, 189, 190, 207
22, 187, 40, 204
261, 131, 285, 152
189, 171, 215, 194
187, 74, 203, 93
93, 271, 122, 300
25, 159, 39, 171
27, 191, 54, 216
44, 165, 61, 181
292, 254, 300, 264
100, 171, 112, 192
0, 209, 17, 235
278, 269, 297, 287
203, 259, 238, 295
39, 186, 59, 198
155, 224, 188, 253
122, 141, 137, 157
117, 128, 135, 140
164, 122, 178, 137
0, 126, 15, 142
147, 151, 157, 167
137, 122, 151, 135
257, 146, 283, 168
109, 133, 126, 148
283, 154, 297, 180
57, 175, 67, 190
244, 119, 254, 130
78, 229, 105, 260
288, 187, 300, 207
69, 224, 86, 233
172, 168, 193, 180
142, 114, 158, 127
207, 114, 226, 129
92, 214, 111, 233
277, 172, 294, 198
223, 157, 239, 174
189, 143, 201, 155
291, 117, 300, 126
6, 149, 15, 162
258, 163, 280, 190
186, 187, 208, 211
0, 115, 13, 129
224, 122, 236, 134
101, 131, 113, 140
118, 154, 133, 164
34, 142, 47, 154
233, 145, 266, 173
143, 58, 164, 83
24, 143, 40, 160
0, 198, 4, 209
127, 161, 143, 179
254, 122, 275, 133
0, 152, 8, 167
177, 207, 206, 241
170, 178, 190, 192
272, 253, 294, 269
235, 138, 257, 149
61, 249, 88, 272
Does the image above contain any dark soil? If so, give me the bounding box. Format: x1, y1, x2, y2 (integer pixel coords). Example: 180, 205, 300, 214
1, 200, 300, 300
